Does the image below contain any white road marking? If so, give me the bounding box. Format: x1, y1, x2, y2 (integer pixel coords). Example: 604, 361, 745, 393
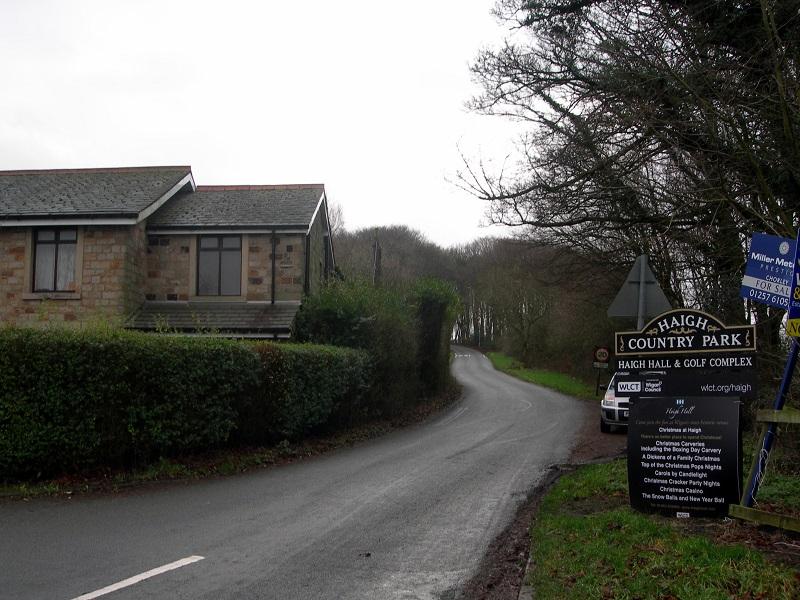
70, 555, 205, 600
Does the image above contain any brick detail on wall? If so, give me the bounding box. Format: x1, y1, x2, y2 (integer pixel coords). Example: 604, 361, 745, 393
144, 235, 191, 301
246, 234, 271, 301
274, 235, 304, 301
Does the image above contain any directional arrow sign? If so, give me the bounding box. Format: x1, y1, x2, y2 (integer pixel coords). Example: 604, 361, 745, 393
607, 255, 671, 328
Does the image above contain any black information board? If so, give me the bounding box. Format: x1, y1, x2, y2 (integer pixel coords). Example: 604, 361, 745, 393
628, 397, 741, 518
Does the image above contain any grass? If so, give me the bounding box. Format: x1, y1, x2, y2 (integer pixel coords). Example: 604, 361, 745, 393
530, 460, 800, 599
742, 429, 800, 514
486, 351, 596, 400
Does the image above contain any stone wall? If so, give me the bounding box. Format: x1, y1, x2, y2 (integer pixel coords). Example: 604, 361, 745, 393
144, 234, 191, 301
0, 225, 313, 327
0, 225, 147, 326
246, 234, 270, 301
273, 234, 304, 301
0, 229, 29, 322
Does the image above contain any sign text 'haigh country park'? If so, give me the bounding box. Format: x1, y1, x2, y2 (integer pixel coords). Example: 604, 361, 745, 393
616, 310, 756, 356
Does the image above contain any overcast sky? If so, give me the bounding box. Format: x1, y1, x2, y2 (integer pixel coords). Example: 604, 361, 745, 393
0, 1, 521, 247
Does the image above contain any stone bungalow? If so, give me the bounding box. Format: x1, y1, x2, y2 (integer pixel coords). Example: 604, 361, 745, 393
0, 166, 335, 337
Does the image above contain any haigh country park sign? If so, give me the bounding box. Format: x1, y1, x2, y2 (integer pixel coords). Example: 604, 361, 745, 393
614, 308, 756, 518
616, 310, 756, 356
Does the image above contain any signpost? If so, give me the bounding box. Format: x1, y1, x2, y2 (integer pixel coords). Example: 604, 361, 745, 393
615, 309, 755, 518
593, 346, 610, 395
787, 231, 800, 337
608, 255, 672, 329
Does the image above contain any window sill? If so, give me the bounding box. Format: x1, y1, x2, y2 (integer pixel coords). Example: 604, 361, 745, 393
22, 292, 81, 301
188, 296, 247, 302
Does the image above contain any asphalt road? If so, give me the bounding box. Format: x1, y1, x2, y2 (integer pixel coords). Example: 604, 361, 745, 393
0, 346, 587, 600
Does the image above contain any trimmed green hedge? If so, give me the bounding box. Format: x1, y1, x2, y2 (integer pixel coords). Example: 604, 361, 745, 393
0, 328, 373, 481
0, 327, 260, 479
240, 342, 372, 441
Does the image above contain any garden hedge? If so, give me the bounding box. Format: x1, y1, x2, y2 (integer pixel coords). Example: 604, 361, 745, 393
0, 327, 372, 481
0, 327, 261, 479
239, 342, 372, 442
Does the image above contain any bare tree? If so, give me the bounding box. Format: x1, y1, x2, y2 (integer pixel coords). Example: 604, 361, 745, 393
463, 0, 800, 327
327, 202, 345, 238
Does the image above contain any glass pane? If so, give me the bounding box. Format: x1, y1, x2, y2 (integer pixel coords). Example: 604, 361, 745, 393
220, 250, 241, 295
59, 229, 77, 242
199, 237, 219, 249
198, 252, 219, 295
34, 244, 55, 290
56, 244, 76, 291
222, 236, 240, 249
37, 230, 55, 242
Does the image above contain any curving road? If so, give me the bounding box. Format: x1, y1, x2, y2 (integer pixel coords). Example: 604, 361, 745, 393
0, 346, 587, 600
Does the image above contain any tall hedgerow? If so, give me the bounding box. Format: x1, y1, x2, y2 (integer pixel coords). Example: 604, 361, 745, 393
411, 278, 461, 395
293, 277, 460, 412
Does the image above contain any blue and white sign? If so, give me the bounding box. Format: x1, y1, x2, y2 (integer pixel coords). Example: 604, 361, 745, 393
787, 231, 800, 337
739, 232, 796, 309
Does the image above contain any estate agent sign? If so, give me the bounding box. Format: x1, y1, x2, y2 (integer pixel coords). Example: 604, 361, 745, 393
787, 230, 800, 337
739, 232, 795, 311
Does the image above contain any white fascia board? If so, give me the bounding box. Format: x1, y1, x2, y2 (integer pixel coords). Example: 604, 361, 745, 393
0, 217, 137, 227
136, 172, 195, 223
311, 190, 336, 268
147, 228, 308, 235
306, 191, 326, 235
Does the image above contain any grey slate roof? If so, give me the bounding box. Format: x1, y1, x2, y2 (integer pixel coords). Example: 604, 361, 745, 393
146, 185, 324, 229
0, 166, 192, 219
127, 301, 299, 336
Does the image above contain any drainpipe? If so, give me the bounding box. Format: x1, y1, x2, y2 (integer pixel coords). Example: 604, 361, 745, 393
271, 230, 277, 304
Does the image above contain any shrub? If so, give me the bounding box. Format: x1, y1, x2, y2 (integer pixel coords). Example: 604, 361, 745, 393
0, 326, 260, 479
293, 277, 460, 410
293, 279, 420, 414
239, 342, 372, 441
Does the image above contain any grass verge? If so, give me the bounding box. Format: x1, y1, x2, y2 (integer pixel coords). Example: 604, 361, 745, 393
530, 459, 800, 599
0, 383, 461, 500
486, 352, 596, 400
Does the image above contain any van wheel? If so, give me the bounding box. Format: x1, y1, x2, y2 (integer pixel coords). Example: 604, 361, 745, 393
600, 418, 611, 433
